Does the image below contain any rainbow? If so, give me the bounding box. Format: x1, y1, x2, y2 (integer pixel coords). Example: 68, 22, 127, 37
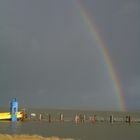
74, 0, 126, 111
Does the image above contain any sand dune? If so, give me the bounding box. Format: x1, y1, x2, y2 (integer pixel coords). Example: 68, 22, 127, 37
0, 134, 74, 140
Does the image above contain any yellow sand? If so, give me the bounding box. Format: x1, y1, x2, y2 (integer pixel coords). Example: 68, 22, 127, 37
0, 134, 74, 140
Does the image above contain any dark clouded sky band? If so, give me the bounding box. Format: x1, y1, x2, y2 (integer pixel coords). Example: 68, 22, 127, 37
74, 0, 126, 111
0, 0, 139, 111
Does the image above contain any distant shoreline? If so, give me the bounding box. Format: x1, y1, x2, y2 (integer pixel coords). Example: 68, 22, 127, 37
0, 107, 140, 113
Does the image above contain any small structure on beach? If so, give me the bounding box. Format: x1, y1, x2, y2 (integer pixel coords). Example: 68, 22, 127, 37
0, 98, 25, 121
10, 98, 18, 122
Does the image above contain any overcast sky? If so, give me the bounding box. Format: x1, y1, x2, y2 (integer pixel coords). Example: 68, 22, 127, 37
0, 0, 140, 111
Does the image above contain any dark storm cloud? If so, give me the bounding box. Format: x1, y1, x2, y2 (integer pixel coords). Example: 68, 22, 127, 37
82, 0, 140, 110
0, 0, 139, 110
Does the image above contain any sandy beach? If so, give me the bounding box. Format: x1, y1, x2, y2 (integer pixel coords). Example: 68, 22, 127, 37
0, 134, 74, 140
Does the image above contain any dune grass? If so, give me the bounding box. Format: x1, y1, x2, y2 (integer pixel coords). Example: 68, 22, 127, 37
0, 134, 74, 140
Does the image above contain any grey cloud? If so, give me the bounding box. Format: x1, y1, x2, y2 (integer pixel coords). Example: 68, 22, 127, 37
0, 0, 139, 111
118, 1, 140, 15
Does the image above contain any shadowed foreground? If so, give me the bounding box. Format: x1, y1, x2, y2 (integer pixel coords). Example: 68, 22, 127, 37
0, 134, 74, 140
